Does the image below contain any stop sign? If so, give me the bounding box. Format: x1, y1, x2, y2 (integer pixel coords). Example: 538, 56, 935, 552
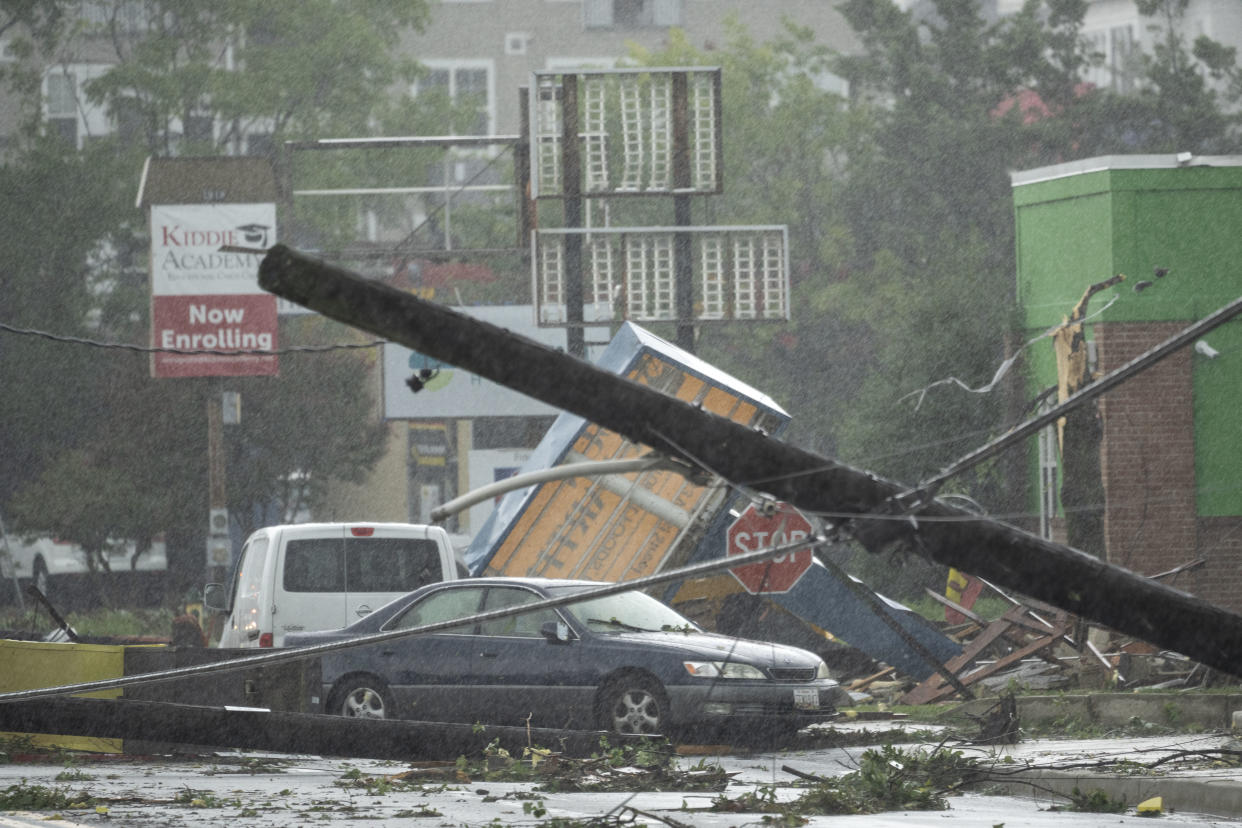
726, 502, 815, 594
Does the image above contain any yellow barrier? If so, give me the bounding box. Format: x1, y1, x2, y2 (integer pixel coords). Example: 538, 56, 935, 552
0, 639, 126, 753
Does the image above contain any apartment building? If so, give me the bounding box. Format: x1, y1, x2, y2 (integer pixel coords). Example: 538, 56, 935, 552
401, 0, 857, 137
894, 0, 1242, 95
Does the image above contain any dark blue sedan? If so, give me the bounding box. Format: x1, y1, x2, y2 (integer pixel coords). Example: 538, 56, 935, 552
285, 577, 848, 740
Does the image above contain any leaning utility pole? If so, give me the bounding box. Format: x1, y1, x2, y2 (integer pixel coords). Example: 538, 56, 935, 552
258, 245, 1242, 677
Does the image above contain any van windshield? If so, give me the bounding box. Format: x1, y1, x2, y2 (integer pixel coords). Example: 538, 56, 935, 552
283, 537, 443, 593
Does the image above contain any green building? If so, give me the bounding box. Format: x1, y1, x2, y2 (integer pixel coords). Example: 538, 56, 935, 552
1013, 154, 1242, 613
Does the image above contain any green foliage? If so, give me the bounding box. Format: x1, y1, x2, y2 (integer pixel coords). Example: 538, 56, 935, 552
711, 744, 976, 817
0, 780, 93, 810
592, 734, 672, 770
1059, 786, 1127, 813
173, 787, 239, 808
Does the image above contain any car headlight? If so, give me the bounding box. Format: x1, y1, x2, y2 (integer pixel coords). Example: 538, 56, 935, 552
815, 660, 831, 680
683, 661, 766, 679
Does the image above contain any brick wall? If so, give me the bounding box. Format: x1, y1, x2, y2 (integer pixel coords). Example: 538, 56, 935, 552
1197, 517, 1242, 612
1095, 322, 1198, 578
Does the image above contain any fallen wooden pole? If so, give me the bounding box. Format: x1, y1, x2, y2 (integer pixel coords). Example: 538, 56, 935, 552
0, 696, 611, 760
257, 246, 1242, 677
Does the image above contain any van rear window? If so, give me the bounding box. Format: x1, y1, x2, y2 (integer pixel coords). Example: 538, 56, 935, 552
284, 537, 444, 593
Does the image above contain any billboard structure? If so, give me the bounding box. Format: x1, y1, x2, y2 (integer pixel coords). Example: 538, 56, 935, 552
149, 203, 278, 378
527, 66, 787, 355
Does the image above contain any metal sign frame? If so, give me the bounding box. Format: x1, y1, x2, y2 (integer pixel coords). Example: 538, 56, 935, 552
532, 225, 790, 326
529, 66, 723, 199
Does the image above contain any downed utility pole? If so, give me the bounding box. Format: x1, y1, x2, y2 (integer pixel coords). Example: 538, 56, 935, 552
258, 246, 1242, 677
0, 696, 608, 761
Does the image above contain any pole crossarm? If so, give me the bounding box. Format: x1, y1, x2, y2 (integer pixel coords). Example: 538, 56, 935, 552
255, 245, 1242, 678
283, 135, 521, 151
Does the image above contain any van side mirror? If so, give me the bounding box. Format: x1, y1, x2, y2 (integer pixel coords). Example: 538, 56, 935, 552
203, 582, 230, 613
540, 620, 571, 644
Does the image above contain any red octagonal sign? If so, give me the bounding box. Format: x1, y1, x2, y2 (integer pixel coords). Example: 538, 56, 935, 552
726, 502, 814, 594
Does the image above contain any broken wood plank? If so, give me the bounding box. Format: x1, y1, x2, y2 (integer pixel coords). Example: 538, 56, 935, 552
910, 632, 1065, 705
849, 666, 896, 691
256, 246, 1242, 679
898, 605, 1074, 705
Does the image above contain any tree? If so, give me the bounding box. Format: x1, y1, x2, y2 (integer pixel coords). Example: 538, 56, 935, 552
0, 140, 135, 512
627, 22, 860, 455
0, 0, 433, 601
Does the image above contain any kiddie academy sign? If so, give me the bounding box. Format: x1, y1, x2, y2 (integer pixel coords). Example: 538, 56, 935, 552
150, 204, 277, 377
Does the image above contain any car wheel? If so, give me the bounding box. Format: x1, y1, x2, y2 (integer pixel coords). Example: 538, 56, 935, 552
332, 677, 393, 720
601, 676, 667, 736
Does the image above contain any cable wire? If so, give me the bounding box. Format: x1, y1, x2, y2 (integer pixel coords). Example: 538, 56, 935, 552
0, 320, 382, 355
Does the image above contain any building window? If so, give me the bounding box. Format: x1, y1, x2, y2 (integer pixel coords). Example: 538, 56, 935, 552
45, 71, 79, 146
1084, 25, 1138, 95
583, 0, 681, 29
1109, 24, 1136, 94
112, 96, 145, 145
415, 61, 494, 136
183, 113, 214, 145
505, 32, 529, 56
246, 132, 274, 158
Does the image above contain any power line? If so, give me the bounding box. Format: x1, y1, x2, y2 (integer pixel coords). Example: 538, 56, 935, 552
0, 320, 382, 356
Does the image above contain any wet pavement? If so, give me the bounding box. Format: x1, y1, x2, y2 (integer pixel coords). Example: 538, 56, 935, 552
1, 724, 1240, 826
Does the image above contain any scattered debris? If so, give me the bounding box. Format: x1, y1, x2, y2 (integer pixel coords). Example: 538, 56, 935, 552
708, 744, 981, 818
351, 736, 736, 795
967, 691, 1019, 745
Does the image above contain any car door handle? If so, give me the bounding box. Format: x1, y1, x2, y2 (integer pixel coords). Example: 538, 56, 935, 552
479, 652, 499, 658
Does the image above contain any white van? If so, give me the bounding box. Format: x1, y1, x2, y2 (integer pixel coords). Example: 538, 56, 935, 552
205, 522, 463, 648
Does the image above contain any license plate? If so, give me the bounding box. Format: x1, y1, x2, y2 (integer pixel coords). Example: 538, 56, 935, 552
793, 688, 819, 710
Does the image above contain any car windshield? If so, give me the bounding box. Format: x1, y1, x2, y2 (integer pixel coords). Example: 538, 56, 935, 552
551, 587, 699, 634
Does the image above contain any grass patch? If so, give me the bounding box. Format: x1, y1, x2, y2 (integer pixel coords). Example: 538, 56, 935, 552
0, 606, 174, 638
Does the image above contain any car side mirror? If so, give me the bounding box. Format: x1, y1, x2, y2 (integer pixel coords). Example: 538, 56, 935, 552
203, 582, 230, 613
540, 620, 571, 643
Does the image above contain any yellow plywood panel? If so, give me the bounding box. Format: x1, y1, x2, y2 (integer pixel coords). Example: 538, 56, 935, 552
0, 639, 126, 753
479, 324, 789, 586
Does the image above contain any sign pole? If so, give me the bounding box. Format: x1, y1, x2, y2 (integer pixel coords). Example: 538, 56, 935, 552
206, 389, 228, 586
672, 72, 694, 353
561, 75, 585, 358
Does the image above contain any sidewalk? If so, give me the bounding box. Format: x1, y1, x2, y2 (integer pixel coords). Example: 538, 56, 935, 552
943, 694, 1242, 819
